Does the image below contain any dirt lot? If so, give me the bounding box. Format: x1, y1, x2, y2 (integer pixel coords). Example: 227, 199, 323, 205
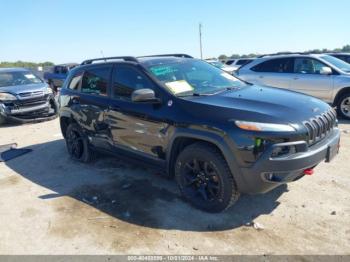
0, 118, 349, 255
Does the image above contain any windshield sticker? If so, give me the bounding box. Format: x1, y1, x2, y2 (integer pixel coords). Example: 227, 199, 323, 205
221, 73, 236, 80
150, 66, 179, 76
165, 80, 194, 94
24, 74, 36, 79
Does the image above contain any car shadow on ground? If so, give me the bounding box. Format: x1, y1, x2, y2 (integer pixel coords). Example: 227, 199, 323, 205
338, 119, 350, 125
4, 139, 287, 232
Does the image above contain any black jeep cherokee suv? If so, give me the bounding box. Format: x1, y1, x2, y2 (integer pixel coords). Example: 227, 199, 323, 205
59, 54, 340, 212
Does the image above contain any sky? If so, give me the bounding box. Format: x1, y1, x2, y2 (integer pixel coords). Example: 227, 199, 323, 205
0, 0, 349, 64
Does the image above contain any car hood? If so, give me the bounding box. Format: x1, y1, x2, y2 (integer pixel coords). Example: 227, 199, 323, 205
0, 82, 48, 95
183, 85, 332, 126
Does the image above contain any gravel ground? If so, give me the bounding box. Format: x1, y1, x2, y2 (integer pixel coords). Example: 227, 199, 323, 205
0, 119, 349, 255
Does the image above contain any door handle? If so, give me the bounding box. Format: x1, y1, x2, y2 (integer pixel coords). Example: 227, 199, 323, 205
293, 77, 299, 80
259, 76, 264, 79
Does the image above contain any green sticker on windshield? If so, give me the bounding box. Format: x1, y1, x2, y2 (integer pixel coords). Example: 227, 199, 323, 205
150, 66, 178, 76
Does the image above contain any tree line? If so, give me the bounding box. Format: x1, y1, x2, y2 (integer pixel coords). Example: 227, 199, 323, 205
0, 61, 54, 69
218, 44, 350, 60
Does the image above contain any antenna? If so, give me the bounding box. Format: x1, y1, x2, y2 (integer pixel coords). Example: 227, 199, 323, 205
100, 50, 106, 62
199, 23, 203, 59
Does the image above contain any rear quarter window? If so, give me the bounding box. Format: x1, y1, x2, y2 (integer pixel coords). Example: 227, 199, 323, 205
251, 58, 294, 73
68, 71, 83, 91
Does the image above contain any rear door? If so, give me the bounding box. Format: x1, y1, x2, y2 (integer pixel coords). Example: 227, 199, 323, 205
249, 58, 294, 89
290, 57, 334, 101
74, 65, 113, 149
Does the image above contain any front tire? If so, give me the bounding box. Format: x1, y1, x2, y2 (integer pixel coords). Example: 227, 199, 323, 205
175, 142, 240, 213
337, 93, 350, 120
65, 123, 94, 163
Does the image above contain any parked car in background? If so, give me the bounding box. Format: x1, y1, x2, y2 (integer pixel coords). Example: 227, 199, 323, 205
327, 53, 350, 64
0, 68, 58, 125
237, 53, 350, 119
205, 59, 235, 74
224, 58, 255, 71
59, 54, 340, 212
44, 63, 77, 93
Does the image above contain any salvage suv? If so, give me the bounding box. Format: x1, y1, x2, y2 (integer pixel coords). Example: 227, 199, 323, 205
59, 54, 340, 212
0, 68, 58, 125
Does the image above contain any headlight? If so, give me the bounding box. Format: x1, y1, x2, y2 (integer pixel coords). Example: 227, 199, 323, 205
235, 120, 296, 132
0, 92, 17, 101
45, 87, 53, 94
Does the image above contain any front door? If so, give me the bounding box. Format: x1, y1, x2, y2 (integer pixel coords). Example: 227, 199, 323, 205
104, 64, 169, 161
290, 57, 334, 102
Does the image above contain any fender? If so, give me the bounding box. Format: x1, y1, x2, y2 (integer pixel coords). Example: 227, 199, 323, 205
166, 127, 249, 192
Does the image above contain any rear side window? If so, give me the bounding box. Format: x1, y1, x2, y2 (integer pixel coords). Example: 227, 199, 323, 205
68, 71, 83, 90
335, 55, 350, 63
251, 58, 294, 73
226, 60, 235, 65
113, 65, 154, 100
236, 59, 251, 66
81, 66, 111, 96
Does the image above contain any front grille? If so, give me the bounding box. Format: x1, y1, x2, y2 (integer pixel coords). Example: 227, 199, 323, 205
18, 91, 44, 97
304, 109, 337, 146
16, 95, 48, 106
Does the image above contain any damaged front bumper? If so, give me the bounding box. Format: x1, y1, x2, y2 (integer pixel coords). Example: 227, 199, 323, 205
0, 95, 58, 124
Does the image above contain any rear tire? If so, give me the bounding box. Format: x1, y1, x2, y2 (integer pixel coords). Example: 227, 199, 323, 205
337, 92, 350, 120
0, 115, 6, 125
65, 123, 94, 163
175, 142, 240, 213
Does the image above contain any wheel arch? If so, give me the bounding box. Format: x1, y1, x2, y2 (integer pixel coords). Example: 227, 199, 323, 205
333, 86, 350, 106
59, 113, 77, 138
166, 129, 245, 191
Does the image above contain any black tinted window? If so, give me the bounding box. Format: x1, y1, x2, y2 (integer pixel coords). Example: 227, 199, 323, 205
68, 71, 83, 90
81, 66, 111, 96
335, 55, 350, 63
113, 65, 154, 99
252, 58, 293, 73
237, 59, 251, 65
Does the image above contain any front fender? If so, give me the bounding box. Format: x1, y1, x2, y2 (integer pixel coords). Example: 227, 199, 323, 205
166, 127, 247, 192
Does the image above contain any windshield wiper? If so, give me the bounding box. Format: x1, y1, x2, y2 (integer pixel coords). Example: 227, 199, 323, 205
202, 86, 237, 95
177, 92, 203, 97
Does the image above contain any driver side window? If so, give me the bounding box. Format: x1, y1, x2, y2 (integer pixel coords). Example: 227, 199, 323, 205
113, 65, 155, 100
294, 58, 327, 74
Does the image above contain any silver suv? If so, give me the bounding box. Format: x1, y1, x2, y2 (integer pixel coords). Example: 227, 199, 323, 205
237, 53, 350, 119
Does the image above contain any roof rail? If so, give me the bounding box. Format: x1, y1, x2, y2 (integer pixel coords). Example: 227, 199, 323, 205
81, 56, 138, 65
138, 54, 193, 59
257, 52, 310, 58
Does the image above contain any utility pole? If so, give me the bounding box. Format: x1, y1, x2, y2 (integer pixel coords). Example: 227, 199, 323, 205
199, 23, 203, 59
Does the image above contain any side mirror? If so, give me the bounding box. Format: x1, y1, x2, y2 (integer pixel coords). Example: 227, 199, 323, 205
320, 66, 332, 75
131, 89, 160, 103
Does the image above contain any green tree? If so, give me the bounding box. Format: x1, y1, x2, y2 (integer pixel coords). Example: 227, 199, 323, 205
218, 54, 228, 60
341, 45, 350, 52
0, 61, 54, 69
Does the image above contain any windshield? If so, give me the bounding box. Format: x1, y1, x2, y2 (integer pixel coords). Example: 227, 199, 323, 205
320, 55, 350, 73
0, 71, 43, 88
147, 60, 246, 96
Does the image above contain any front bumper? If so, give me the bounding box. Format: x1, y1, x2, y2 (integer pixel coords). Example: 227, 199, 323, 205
238, 128, 341, 194
0, 95, 58, 123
